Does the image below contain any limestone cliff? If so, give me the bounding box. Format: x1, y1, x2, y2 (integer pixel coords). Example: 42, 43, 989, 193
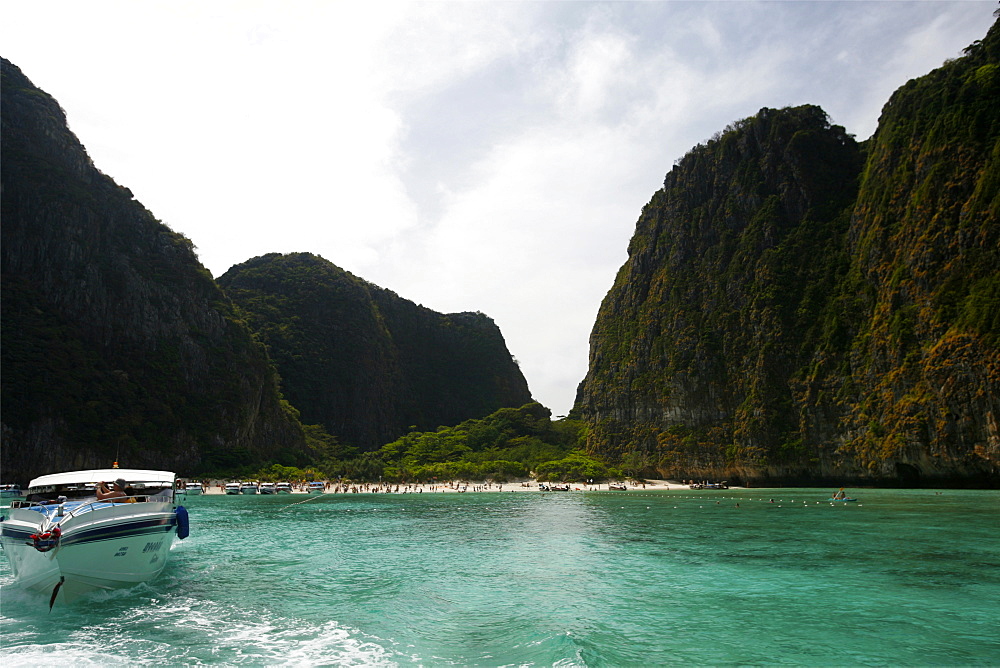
576, 21, 999, 487
1, 58, 308, 482
821, 21, 1000, 484
218, 253, 533, 450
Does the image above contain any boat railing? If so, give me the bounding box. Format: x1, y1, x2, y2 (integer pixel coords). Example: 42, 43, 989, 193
62, 496, 157, 519
10, 496, 155, 516
9, 500, 46, 510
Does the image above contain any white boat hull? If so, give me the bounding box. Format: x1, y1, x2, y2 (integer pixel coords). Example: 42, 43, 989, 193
0, 502, 179, 604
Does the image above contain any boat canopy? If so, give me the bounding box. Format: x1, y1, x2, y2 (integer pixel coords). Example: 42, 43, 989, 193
28, 468, 176, 491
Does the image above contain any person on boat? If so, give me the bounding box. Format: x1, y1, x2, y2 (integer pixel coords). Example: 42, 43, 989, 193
96, 478, 129, 501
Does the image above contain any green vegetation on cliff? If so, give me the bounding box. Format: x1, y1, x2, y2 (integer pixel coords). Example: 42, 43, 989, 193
826, 21, 1000, 479
576, 20, 1000, 487
339, 402, 604, 483
578, 104, 864, 478
227, 403, 607, 484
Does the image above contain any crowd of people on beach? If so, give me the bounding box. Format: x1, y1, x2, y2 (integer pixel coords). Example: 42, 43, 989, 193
179, 479, 658, 494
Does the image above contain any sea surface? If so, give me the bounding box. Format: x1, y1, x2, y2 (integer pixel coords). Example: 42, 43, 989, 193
2, 488, 998, 666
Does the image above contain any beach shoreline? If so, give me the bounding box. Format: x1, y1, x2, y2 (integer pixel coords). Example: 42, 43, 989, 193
190, 479, 736, 495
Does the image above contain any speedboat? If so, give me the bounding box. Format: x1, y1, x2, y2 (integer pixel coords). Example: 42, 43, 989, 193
180, 482, 203, 496
259, 482, 276, 495
275, 482, 293, 494
608, 482, 627, 490
0, 468, 188, 606
689, 481, 729, 490
240, 481, 259, 495
224, 482, 241, 495
1, 483, 22, 499
307, 482, 325, 494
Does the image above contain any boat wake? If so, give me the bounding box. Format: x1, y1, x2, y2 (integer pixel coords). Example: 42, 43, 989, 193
0, 585, 401, 666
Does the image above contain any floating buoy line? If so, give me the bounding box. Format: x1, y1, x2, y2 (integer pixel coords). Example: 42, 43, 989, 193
561, 492, 862, 507
278, 493, 329, 511
275, 491, 861, 508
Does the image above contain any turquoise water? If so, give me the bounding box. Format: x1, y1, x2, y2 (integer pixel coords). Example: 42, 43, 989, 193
2, 488, 998, 666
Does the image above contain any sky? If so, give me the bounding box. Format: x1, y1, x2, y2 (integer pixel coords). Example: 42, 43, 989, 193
1, 1, 995, 418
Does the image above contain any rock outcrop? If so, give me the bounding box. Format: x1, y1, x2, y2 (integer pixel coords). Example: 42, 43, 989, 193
218, 252, 533, 450
575, 21, 999, 487
1, 58, 307, 483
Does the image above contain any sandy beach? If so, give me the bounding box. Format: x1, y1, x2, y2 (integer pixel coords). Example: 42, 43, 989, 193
191, 479, 707, 495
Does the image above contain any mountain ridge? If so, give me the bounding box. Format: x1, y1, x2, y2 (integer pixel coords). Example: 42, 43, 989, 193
218, 252, 533, 450
1, 59, 531, 482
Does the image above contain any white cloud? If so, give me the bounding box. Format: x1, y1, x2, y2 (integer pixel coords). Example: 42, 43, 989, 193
558, 28, 636, 120
378, 2, 537, 94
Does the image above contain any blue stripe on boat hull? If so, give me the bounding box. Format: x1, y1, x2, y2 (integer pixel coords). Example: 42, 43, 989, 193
1, 516, 176, 546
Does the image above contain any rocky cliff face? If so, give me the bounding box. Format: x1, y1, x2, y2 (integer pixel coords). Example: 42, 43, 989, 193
576, 21, 999, 487
1, 58, 307, 483
822, 22, 1000, 484
218, 253, 533, 450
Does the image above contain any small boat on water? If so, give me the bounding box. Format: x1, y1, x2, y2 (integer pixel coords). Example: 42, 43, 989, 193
240, 481, 259, 495
275, 482, 293, 494
0, 468, 188, 606
180, 482, 203, 496
830, 489, 857, 502
307, 482, 325, 494
1, 483, 22, 499
224, 482, 241, 495
689, 481, 729, 490
259, 482, 276, 495
608, 482, 627, 491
